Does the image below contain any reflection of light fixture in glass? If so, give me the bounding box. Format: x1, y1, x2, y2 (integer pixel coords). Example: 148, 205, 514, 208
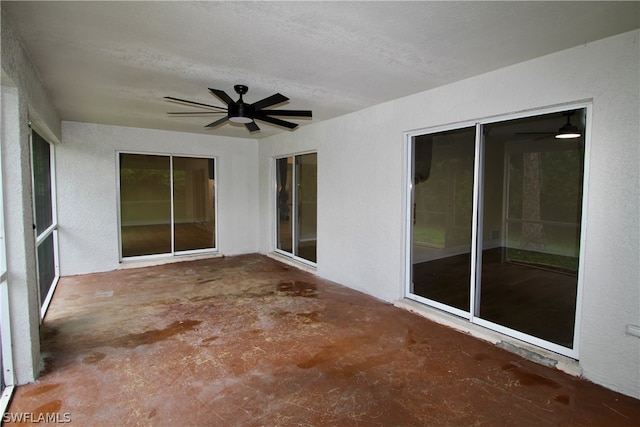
555, 113, 581, 139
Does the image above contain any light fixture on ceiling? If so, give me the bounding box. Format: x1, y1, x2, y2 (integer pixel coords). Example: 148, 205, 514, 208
555, 112, 581, 139
228, 116, 253, 124
227, 85, 254, 124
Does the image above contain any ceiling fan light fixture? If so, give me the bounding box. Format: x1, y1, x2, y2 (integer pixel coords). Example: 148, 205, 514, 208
229, 116, 253, 124
227, 100, 254, 124
555, 123, 581, 139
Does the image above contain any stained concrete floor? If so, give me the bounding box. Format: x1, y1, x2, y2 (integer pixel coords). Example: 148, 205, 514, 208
6, 254, 640, 426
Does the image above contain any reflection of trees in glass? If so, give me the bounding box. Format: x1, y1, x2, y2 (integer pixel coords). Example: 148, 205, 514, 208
414, 155, 447, 247
541, 150, 584, 223
453, 165, 474, 229
522, 152, 545, 251
120, 168, 171, 201
506, 140, 584, 272
509, 147, 584, 253
413, 131, 475, 248
508, 155, 523, 218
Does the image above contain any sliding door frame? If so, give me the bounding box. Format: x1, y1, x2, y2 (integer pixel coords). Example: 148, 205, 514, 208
405, 121, 477, 320
29, 125, 60, 319
405, 103, 591, 358
273, 151, 318, 267
117, 151, 218, 261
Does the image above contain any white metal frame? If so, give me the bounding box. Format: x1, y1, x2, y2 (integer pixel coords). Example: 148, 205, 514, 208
273, 151, 318, 268
29, 125, 60, 320
470, 123, 485, 318
404, 121, 478, 321
116, 151, 219, 261
0, 138, 16, 413
404, 103, 591, 359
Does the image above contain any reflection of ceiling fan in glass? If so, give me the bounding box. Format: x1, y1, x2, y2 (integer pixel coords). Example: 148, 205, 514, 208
517, 111, 582, 140
165, 84, 312, 132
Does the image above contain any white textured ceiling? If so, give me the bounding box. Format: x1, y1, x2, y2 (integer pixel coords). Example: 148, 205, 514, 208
3, 1, 639, 139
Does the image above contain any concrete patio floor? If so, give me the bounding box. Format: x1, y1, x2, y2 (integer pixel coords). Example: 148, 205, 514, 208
5, 254, 640, 426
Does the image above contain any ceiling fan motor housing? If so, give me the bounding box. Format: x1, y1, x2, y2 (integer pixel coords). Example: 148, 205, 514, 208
228, 101, 254, 123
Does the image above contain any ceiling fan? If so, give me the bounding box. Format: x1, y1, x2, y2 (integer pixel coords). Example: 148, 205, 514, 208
164, 85, 312, 132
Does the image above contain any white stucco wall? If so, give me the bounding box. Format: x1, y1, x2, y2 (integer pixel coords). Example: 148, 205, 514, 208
57, 122, 259, 276
258, 30, 640, 398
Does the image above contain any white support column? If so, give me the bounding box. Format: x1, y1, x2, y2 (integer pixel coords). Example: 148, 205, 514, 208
1, 84, 42, 384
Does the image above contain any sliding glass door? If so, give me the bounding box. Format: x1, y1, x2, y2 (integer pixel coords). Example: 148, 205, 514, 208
276, 153, 317, 264
408, 108, 586, 356
119, 153, 216, 259
31, 128, 59, 316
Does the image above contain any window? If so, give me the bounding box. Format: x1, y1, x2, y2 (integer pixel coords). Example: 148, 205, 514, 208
119, 153, 216, 259
408, 108, 587, 357
275, 153, 317, 264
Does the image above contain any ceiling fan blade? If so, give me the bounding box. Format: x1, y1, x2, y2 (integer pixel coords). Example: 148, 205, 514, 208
245, 121, 260, 132
208, 88, 235, 106
168, 111, 226, 115
164, 96, 227, 111
205, 116, 229, 128
251, 93, 289, 110
259, 109, 312, 118
253, 113, 298, 129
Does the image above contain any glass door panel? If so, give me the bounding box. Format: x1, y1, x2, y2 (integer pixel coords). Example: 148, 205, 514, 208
411, 128, 475, 311
275, 153, 317, 264
173, 157, 216, 252
120, 153, 172, 257
296, 153, 317, 263
276, 157, 293, 253
478, 111, 584, 348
